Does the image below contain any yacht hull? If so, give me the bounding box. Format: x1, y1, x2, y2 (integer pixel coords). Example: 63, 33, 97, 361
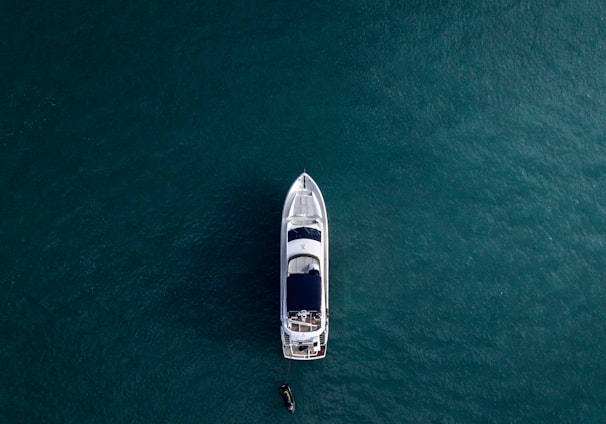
280, 173, 329, 360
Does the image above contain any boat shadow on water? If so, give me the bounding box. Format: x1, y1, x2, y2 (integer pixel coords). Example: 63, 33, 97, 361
161, 179, 283, 351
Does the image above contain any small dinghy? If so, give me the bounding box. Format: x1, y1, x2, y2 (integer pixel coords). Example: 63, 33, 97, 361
279, 384, 295, 413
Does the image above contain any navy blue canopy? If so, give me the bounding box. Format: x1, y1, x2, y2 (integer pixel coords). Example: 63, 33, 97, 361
286, 273, 322, 311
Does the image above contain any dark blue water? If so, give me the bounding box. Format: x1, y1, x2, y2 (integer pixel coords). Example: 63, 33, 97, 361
3, 1, 606, 422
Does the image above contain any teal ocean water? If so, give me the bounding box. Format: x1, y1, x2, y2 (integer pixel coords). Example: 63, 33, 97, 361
3, 1, 606, 422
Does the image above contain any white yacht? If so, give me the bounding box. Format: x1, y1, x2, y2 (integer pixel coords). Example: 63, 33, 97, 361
280, 172, 329, 360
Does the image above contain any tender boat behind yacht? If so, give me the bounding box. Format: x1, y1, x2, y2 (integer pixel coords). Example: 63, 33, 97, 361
280, 172, 329, 360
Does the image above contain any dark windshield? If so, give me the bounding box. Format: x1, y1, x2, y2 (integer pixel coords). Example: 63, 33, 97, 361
288, 227, 321, 242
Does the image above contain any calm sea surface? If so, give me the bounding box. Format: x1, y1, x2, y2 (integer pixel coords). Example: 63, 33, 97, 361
2, 1, 606, 422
